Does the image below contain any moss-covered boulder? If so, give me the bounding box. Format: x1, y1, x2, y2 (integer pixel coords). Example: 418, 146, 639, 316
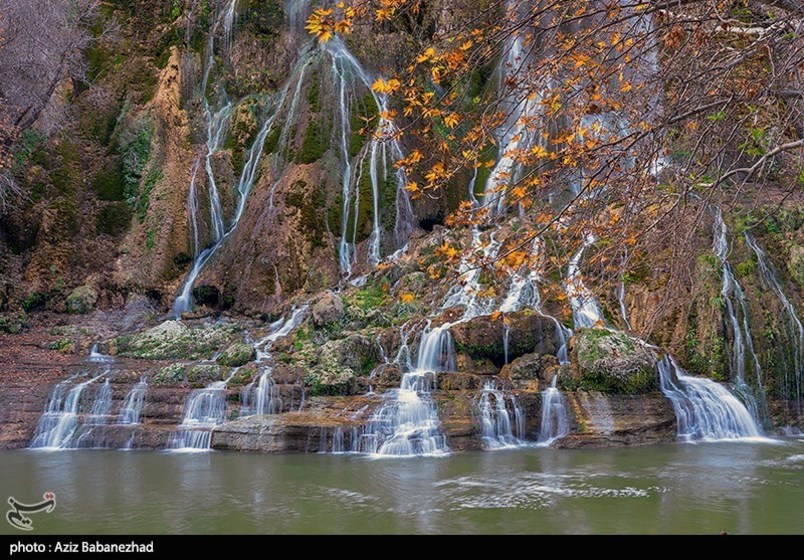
499, 352, 561, 390
450, 311, 557, 365
312, 290, 344, 327
112, 321, 238, 360
305, 335, 379, 395
154, 363, 224, 385
217, 342, 257, 367
570, 329, 657, 394
788, 244, 804, 287
66, 285, 98, 314
0, 311, 27, 334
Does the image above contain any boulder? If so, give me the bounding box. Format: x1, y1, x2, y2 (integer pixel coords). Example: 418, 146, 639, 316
312, 290, 344, 327
112, 320, 238, 360
450, 311, 557, 365
499, 352, 561, 390
570, 329, 657, 394
217, 342, 257, 367
306, 334, 379, 395
66, 285, 98, 314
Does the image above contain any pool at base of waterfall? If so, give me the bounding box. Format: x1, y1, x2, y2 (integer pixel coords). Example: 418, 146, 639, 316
1, 440, 802, 534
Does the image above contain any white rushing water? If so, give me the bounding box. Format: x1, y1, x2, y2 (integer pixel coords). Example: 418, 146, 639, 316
565, 234, 606, 330
240, 306, 308, 416
745, 232, 803, 418
87, 379, 113, 425
478, 381, 525, 449
658, 355, 763, 441
30, 373, 107, 449
118, 378, 148, 425
357, 324, 451, 456
537, 376, 570, 446
170, 371, 237, 451
326, 37, 414, 276
711, 207, 765, 422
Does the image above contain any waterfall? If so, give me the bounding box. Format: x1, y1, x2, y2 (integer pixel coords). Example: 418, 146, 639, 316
89, 344, 112, 363
326, 37, 414, 275
478, 381, 525, 449
745, 232, 803, 418
711, 207, 764, 421
482, 0, 544, 215
356, 324, 451, 456
565, 234, 606, 329
87, 379, 113, 425
658, 355, 763, 441
618, 281, 631, 330
332, 427, 345, 453
30, 373, 106, 449
442, 230, 503, 318
537, 377, 570, 446
118, 378, 148, 425
170, 372, 236, 451
240, 306, 308, 416
173, 2, 315, 316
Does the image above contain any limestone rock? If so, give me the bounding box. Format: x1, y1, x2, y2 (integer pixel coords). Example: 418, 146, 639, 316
570, 329, 657, 394
450, 311, 557, 365
66, 286, 98, 314
217, 342, 257, 367
112, 320, 238, 360
499, 352, 560, 390
312, 290, 344, 327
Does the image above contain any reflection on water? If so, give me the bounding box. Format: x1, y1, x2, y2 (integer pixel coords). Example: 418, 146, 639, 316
1, 440, 802, 534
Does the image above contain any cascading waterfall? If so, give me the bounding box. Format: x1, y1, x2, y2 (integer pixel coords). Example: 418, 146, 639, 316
87, 379, 113, 425
745, 232, 803, 418
658, 355, 763, 441
618, 281, 631, 330
356, 324, 451, 456
30, 373, 106, 449
711, 207, 765, 421
537, 376, 570, 446
327, 37, 414, 275
170, 372, 237, 451
565, 234, 606, 329
174, 1, 315, 316
118, 378, 148, 425
478, 381, 525, 449
241, 306, 308, 415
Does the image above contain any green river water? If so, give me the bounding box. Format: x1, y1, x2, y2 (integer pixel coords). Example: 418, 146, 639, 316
0, 440, 802, 534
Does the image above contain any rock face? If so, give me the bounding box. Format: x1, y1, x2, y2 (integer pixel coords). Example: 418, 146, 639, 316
66, 286, 98, 314
569, 329, 657, 394
450, 312, 558, 365
561, 391, 677, 448
306, 335, 379, 395
312, 290, 344, 327
499, 352, 561, 390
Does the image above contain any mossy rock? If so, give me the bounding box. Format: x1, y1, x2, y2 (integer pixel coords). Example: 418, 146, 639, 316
113, 321, 238, 360
305, 335, 379, 395
66, 286, 98, 315
571, 329, 657, 394
217, 342, 257, 367
0, 312, 27, 334
49, 338, 76, 354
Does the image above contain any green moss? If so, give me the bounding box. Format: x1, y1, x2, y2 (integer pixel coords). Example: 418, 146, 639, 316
49, 338, 76, 353
307, 79, 320, 112
297, 120, 328, 164
22, 292, 48, 312
348, 283, 388, 313
93, 164, 126, 201
145, 229, 155, 251
120, 124, 153, 206
262, 126, 281, 154
349, 92, 379, 158
285, 180, 327, 248
217, 342, 257, 367
137, 169, 162, 222
97, 203, 132, 236
735, 255, 757, 278
0, 312, 27, 334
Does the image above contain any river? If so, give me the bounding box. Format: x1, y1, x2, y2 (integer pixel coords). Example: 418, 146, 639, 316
1, 440, 802, 534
